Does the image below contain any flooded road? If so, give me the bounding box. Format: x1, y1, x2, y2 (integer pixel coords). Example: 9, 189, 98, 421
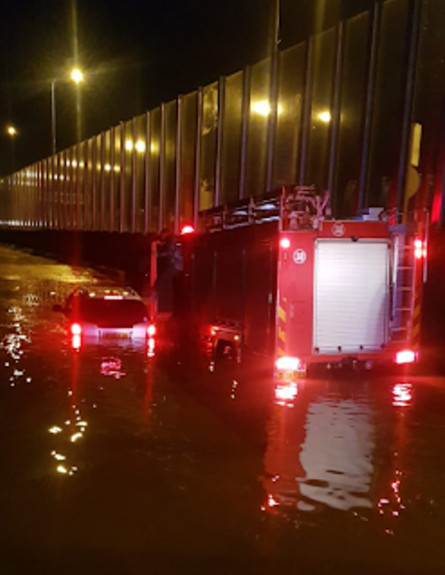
1, 245, 445, 574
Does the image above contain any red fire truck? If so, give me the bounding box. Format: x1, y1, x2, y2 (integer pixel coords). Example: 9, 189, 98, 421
152, 186, 428, 376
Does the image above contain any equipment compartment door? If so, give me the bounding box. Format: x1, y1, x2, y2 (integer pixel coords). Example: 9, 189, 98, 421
314, 240, 389, 353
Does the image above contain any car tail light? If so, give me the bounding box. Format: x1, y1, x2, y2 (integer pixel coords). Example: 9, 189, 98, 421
71, 323, 82, 336
394, 349, 417, 365
147, 323, 156, 337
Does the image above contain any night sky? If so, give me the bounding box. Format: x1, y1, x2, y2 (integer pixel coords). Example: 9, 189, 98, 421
0, 0, 373, 175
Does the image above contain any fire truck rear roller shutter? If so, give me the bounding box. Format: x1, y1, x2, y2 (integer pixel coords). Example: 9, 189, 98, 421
313, 240, 390, 354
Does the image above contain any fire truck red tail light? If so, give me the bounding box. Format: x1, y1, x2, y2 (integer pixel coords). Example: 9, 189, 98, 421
414, 238, 427, 260
147, 323, 156, 337
70, 323, 82, 336
394, 349, 417, 365
181, 225, 195, 235
276, 356, 303, 372
280, 237, 291, 249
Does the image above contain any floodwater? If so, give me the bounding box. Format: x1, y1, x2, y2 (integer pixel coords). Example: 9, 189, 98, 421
0, 244, 444, 574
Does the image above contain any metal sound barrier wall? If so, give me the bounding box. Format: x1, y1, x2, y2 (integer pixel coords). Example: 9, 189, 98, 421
1, 0, 444, 233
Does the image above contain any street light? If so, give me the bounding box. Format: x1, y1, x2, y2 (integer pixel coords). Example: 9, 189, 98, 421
51, 67, 85, 156
71, 68, 84, 84
51, 79, 57, 156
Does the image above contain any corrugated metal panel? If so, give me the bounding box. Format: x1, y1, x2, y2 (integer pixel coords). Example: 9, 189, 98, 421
314, 240, 389, 353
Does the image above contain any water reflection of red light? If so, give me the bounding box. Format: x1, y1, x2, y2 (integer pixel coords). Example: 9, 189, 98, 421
392, 383, 413, 407
100, 357, 126, 378
377, 470, 405, 525
70, 322, 82, 336
260, 495, 281, 513
147, 337, 156, 358
264, 494, 280, 510
71, 334, 81, 350
274, 381, 299, 407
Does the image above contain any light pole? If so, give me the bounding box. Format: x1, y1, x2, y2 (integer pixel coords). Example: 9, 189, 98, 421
51, 79, 56, 156
6, 125, 18, 172
71, 67, 84, 144
50, 67, 84, 156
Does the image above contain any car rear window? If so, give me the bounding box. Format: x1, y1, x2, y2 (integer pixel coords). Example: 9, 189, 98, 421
75, 298, 148, 327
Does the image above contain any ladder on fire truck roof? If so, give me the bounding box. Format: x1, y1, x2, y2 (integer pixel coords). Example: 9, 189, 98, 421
199, 185, 330, 232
